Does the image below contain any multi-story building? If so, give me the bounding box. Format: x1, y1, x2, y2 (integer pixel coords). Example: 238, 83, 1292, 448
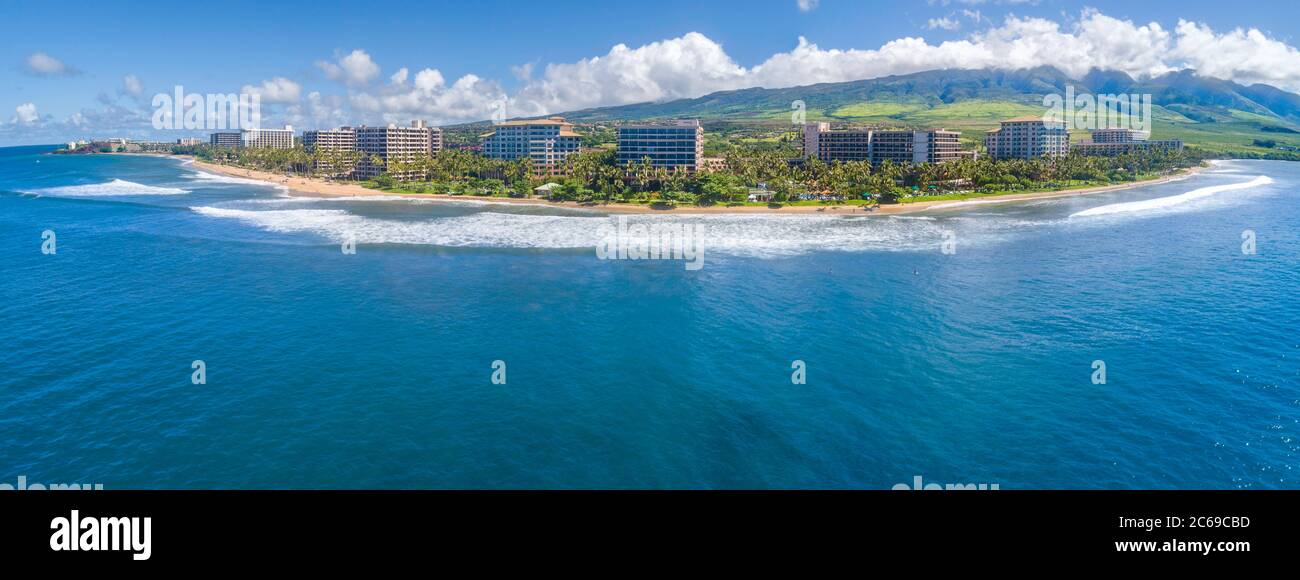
354, 121, 439, 180
302, 127, 357, 152
803, 123, 872, 163
1072, 128, 1183, 156
869, 130, 962, 165
241, 125, 295, 149
481, 117, 582, 176
985, 117, 1070, 160
209, 131, 242, 148
802, 123, 963, 165
616, 120, 704, 171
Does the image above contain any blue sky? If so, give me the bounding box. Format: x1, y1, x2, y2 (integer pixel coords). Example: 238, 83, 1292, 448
4, 0, 1300, 145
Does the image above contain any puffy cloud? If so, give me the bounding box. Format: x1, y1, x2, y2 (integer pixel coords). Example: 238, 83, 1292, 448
14, 103, 40, 124
796, 0, 819, 12
927, 17, 961, 31
389, 67, 409, 85
1169, 20, 1300, 89
507, 32, 749, 117
350, 67, 507, 125
23, 52, 79, 77
316, 49, 381, 85
241, 77, 303, 103
122, 74, 144, 97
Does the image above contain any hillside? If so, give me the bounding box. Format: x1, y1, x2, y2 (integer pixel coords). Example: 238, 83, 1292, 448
552, 67, 1300, 157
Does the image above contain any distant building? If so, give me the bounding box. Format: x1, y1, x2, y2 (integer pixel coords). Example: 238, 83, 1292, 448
1072, 128, 1183, 156
802, 123, 964, 165
176, 138, 202, 146
616, 120, 704, 171
209, 131, 241, 148
481, 117, 582, 176
242, 126, 295, 149
985, 117, 1070, 160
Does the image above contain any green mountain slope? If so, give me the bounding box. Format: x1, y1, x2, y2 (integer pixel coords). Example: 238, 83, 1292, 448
558, 67, 1300, 157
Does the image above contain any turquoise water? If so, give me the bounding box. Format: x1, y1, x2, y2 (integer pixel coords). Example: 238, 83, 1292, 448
1, 145, 1297, 489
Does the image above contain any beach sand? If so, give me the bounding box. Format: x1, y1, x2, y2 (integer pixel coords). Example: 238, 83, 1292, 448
185, 157, 1205, 216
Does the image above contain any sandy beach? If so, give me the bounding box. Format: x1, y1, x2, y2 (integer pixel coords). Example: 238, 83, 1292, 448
186, 157, 1206, 215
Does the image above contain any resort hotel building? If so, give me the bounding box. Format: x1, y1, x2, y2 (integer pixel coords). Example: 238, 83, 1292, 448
481, 117, 582, 176
984, 117, 1070, 160
353, 121, 442, 179
616, 120, 704, 171
208, 126, 296, 149
209, 131, 242, 148
298, 120, 443, 179
302, 127, 357, 152
801, 123, 964, 165
1072, 128, 1184, 156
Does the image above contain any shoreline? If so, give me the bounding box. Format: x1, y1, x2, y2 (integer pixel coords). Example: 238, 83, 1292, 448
185, 156, 1206, 216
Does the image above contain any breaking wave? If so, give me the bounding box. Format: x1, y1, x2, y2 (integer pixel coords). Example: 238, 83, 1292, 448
189, 205, 1052, 256
26, 179, 189, 197
1070, 176, 1274, 218
185, 170, 289, 191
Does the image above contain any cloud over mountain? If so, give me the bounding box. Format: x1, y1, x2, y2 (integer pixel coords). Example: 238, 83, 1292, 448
345, 8, 1300, 125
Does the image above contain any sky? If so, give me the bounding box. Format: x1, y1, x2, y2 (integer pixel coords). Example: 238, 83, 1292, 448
4, 0, 1300, 145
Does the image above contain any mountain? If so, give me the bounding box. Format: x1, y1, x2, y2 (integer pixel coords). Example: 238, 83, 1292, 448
553, 67, 1300, 156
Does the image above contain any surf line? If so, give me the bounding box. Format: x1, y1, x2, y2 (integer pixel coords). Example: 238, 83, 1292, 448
1070, 176, 1273, 218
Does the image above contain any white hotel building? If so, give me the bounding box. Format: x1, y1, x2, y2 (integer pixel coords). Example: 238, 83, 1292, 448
301, 121, 443, 180
481, 117, 582, 176
984, 117, 1070, 160
208, 126, 296, 149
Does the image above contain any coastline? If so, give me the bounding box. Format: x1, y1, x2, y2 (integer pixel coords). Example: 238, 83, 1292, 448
184, 156, 1206, 215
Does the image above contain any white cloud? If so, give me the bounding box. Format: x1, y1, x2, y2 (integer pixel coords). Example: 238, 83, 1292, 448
927, 17, 961, 31
23, 52, 78, 77
350, 67, 507, 125
506, 32, 749, 117
122, 74, 144, 97
389, 67, 409, 85
14, 103, 40, 124
316, 49, 381, 85
1169, 19, 1300, 89
796, 0, 819, 12
241, 77, 303, 103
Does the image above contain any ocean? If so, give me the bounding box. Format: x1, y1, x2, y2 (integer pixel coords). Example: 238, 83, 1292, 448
1, 145, 1296, 489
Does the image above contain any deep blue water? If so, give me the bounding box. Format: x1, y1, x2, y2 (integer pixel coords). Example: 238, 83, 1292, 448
1, 145, 1296, 489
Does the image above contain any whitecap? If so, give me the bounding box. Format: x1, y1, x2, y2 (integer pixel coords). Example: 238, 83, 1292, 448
190, 205, 1024, 257
1070, 176, 1273, 218
27, 178, 189, 197
185, 170, 290, 191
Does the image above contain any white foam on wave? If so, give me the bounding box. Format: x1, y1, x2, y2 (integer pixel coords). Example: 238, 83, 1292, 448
1070, 176, 1274, 218
27, 178, 190, 197
190, 205, 1048, 256
185, 170, 289, 192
